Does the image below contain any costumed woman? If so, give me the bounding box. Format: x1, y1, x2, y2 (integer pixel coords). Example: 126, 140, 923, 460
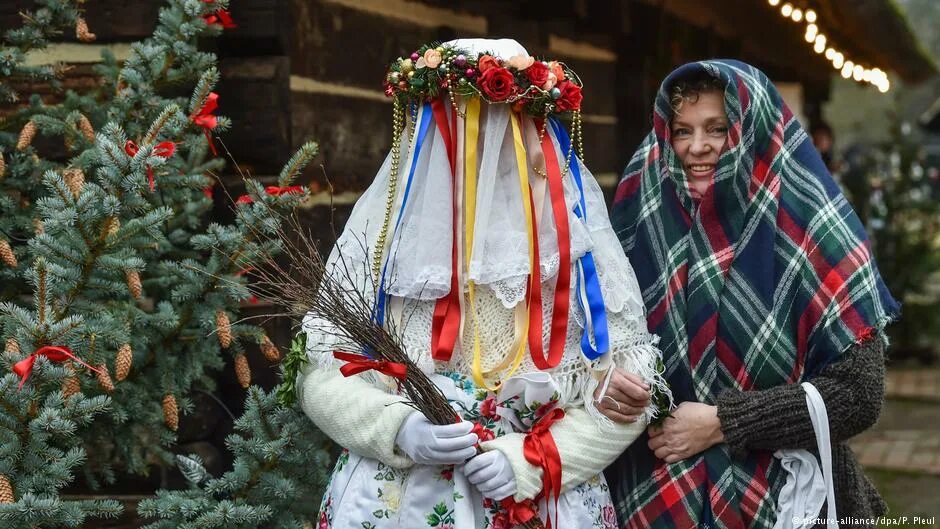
602, 60, 899, 529
296, 38, 669, 529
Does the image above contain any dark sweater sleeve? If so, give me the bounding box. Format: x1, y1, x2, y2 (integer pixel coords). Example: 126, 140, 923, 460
715, 336, 886, 457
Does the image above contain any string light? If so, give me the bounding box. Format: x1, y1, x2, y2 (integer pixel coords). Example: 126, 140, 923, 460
763, 1, 891, 92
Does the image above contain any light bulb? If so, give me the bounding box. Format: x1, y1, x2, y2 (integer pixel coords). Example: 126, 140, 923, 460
833, 53, 844, 69
792, 8, 803, 22
769, 0, 781, 5
853, 65, 864, 81
862, 69, 872, 82
825, 48, 835, 59
841, 65, 853, 78
815, 34, 826, 47
782, 3, 793, 17
814, 41, 826, 54
805, 9, 817, 23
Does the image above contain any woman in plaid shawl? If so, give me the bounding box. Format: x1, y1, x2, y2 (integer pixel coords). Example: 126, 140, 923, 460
602, 60, 900, 529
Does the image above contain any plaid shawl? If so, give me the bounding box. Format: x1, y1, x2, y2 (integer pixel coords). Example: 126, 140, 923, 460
606, 60, 899, 529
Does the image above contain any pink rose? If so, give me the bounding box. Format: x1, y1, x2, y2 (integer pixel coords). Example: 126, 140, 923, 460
480, 396, 499, 419
548, 61, 566, 81
602, 505, 617, 528
542, 71, 557, 90
424, 48, 442, 69
478, 66, 516, 101
477, 54, 500, 73
555, 80, 583, 112
524, 62, 549, 88
507, 54, 535, 71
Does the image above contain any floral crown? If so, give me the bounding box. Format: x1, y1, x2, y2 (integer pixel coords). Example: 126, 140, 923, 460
383, 41, 584, 117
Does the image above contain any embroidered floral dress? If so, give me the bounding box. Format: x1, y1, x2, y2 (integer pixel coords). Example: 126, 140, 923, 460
316, 371, 618, 529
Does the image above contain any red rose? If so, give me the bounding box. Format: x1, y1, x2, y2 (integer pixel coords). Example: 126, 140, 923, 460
478, 67, 516, 101
470, 422, 495, 442
555, 80, 583, 112
480, 396, 499, 419
477, 54, 500, 73
525, 62, 549, 89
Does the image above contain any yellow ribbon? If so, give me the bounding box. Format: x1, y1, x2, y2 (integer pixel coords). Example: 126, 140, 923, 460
468, 107, 535, 390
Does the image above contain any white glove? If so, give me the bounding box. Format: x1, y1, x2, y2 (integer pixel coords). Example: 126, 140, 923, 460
463, 449, 517, 500
395, 412, 478, 465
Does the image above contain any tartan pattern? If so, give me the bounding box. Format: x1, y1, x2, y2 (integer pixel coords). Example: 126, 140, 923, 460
607, 61, 899, 529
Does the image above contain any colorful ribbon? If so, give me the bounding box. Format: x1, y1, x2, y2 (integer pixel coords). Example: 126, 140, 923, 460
548, 119, 609, 361
374, 102, 432, 326
12, 345, 104, 389
430, 98, 462, 362
124, 140, 176, 192
523, 407, 566, 529
526, 121, 572, 371
191, 92, 220, 156
332, 351, 407, 379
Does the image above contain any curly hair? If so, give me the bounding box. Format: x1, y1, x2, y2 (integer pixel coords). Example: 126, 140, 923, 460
669, 71, 725, 115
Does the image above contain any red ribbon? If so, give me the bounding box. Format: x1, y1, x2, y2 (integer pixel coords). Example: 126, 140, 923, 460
12, 345, 105, 389
124, 140, 176, 192
527, 120, 571, 371
202, 9, 236, 28
429, 98, 461, 362
523, 407, 565, 529
191, 92, 220, 156
500, 498, 540, 527
332, 351, 407, 379
235, 185, 305, 205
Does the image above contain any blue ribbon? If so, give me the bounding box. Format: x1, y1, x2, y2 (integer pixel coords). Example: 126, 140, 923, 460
550, 118, 609, 361
374, 102, 433, 326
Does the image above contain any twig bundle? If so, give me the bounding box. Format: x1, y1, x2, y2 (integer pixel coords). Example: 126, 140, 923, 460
238, 200, 456, 425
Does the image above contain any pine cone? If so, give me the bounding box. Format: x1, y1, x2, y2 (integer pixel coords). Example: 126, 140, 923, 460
0, 239, 16, 268
104, 216, 120, 237
16, 121, 36, 150
0, 154, 6, 179
75, 17, 96, 42
115, 343, 132, 381
234, 353, 251, 388
126, 269, 141, 299
78, 114, 95, 142
4, 338, 19, 356
96, 363, 114, 393
216, 310, 232, 349
163, 394, 179, 431
62, 365, 81, 399
33, 218, 44, 235
64, 168, 85, 198
260, 334, 281, 362
0, 474, 13, 504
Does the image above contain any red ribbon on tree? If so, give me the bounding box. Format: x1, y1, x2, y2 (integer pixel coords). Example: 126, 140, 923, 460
124, 140, 176, 192
191, 92, 220, 156
235, 185, 305, 205
202, 9, 236, 29
332, 351, 407, 379
12, 345, 105, 389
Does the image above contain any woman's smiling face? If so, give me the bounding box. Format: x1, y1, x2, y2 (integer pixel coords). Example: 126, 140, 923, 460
670, 89, 729, 196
